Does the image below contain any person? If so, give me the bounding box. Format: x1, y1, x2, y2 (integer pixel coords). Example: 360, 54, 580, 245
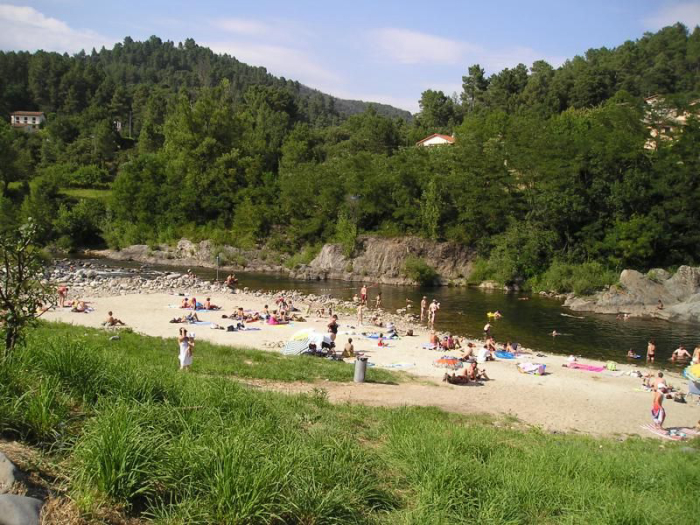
466, 360, 490, 381
627, 348, 637, 359
420, 296, 427, 322
447, 334, 455, 350
693, 345, 700, 365
342, 338, 355, 358
104, 311, 126, 326
657, 299, 664, 310
375, 292, 382, 309
180, 297, 189, 308
551, 330, 559, 337
328, 314, 339, 342
429, 300, 439, 327
440, 336, 450, 350
672, 345, 692, 363
378, 333, 386, 347
204, 298, 219, 310
178, 328, 194, 371
486, 336, 497, 353
360, 285, 368, 305
225, 274, 238, 289
357, 303, 364, 326
71, 299, 87, 313
443, 367, 470, 385
461, 343, 475, 361
188, 297, 197, 310
477, 345, 493, 363
644, 371, 665, 391
483, 322, 491, 337
647, 338, 656, 363
352, 293, 359, 303
429, 330, 439, 347
187, 269, 196, 281
57, 285, 68, 307
651, 385, 666, 430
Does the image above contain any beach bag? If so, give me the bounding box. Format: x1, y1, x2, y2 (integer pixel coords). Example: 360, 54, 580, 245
606, 361, 617, 371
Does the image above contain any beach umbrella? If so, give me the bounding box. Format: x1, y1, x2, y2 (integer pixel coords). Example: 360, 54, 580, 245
282, 339, 310, 356
290, 328, 316, 341
433, 356, 463, 370
685, 364, 700, 383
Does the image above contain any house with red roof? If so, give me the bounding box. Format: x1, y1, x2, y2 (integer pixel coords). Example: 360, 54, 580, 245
416, 133, 455, 147
10, 111, 46, 132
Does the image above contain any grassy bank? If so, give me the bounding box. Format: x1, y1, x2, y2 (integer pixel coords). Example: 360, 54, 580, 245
1, 323, 699, 523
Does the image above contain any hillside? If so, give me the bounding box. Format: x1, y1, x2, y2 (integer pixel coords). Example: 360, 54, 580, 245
0, 25, 699, 292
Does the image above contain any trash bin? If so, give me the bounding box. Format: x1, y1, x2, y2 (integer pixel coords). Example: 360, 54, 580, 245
354, 357, 368, 383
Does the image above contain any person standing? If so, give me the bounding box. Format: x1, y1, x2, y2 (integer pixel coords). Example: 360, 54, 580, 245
428, 299, 439, 327
651, 385, 667, 430
375, 292, 382, 309
357, 303, 364, 326
647, 339, 656, 363
328, 314, 339, 342
360, 285, 368, 305
178, 328, 194, 371
420, 296, 427, 322
57, 285, 68, 307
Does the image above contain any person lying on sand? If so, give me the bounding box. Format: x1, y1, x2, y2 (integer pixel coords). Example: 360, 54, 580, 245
203, 298, 220, 310
104, 311, 126, 326
443, 369, 470, 385
71, 300, 87, 313
170, 312, 200, 324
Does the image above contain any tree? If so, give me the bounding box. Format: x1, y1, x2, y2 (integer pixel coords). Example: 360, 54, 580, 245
461, 64, 489, 112
0, 220, 54, 355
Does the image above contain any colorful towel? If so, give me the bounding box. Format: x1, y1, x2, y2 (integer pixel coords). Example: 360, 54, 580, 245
568, 363, 605, 373
640, 424, 686, 441
518, 362, 546, 375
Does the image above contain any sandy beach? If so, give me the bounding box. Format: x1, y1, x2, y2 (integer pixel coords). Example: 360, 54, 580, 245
43, 287, 700, 438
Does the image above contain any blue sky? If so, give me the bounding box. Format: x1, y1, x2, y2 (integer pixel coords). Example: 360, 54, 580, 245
1, 1, 699, 112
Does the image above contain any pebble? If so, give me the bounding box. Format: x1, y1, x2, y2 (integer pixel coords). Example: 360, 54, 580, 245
0, 453, 18, 494
0, 494, 43, 525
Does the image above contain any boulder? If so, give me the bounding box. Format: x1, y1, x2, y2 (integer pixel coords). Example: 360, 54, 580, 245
0, 453, 18, 494
0, 495, 43, 525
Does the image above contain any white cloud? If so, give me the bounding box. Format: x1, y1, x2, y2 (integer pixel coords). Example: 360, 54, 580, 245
644, 2, 700, 29
0, 3, 114, 53
212, 17, 271, 36
370, 27, 564, 72
205, 41, 342, 87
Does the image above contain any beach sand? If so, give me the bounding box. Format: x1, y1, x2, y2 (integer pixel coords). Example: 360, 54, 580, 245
43, 289, 700, 438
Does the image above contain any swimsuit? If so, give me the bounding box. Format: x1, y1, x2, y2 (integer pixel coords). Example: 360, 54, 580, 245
651, 404, 665, 425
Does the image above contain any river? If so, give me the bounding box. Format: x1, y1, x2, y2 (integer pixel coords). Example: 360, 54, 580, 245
73, 257, 699, 365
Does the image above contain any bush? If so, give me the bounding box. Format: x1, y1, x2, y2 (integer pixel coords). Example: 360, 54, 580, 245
529, 260, 618, 295
284, 244, 320, 269
402, 256, 439, 285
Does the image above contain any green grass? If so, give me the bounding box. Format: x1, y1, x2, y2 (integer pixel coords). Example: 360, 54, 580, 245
41, 323, 403, 384
60, 188, 113, 200
1, 323, 699, 523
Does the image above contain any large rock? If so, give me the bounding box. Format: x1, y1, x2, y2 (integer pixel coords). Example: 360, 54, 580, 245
0, 453, 17, 494
0, 495, 43, 525
564, 265, 700, 322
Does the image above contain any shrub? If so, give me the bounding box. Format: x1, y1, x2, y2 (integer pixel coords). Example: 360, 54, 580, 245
529, 260, 618, 295
402, 256, 439, 285
284, 244, 320, 269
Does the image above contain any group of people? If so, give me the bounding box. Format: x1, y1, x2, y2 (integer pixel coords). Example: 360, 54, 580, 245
419, 296, 440, 327
645, 338, 700, 364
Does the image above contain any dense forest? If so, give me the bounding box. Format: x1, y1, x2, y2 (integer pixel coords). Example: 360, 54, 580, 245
0, 24, 699, 290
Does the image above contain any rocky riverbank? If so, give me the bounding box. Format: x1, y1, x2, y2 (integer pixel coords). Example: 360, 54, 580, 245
565, 266, 700, 323
85, 235, 477, 286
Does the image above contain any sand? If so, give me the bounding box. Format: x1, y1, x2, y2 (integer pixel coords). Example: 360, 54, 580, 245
43, 289, 700, 438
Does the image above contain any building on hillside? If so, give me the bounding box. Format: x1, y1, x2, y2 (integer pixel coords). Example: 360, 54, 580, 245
416, 133, 455, 147
10, 111, 46, 132
643, 96, 699, 150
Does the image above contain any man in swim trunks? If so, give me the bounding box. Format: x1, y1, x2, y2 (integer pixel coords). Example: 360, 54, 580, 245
420, 296, 427, 322
651, 386, 666, 429
672, 345, 691, 363
360, 285, 368, 305
428, 300, 439, 327
104, 311, 126, 326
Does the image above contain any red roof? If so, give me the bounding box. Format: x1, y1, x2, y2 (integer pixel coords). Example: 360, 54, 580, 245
10, 111, 45, 116
416, 133, 455, 146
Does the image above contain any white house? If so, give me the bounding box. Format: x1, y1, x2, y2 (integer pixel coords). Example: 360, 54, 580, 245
416, 133, 455, 147
10, 111, 46, 132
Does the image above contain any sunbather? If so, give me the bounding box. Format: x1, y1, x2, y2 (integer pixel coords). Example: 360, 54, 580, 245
104, 311, 126, 326
467, 361, 490, 381
204, 298, 220, 310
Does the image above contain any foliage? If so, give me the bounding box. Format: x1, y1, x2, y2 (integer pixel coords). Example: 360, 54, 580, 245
335, 210, 358, 257
402, 255, 439, 285
0, 220, 54, 354
284, 244, 321, 269
529, 260, 618, 295
0, 323, 698, 523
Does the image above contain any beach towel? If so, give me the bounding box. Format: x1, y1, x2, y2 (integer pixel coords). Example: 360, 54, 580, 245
640, 424, 691, 441
381, 362, 415, 369
568, 362, 604, 373
495, 351, 516, 359
518, 362, 546, 375
192, 321, 213, 326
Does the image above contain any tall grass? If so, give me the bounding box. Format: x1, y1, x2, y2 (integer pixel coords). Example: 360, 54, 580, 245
1, 323, 698, 523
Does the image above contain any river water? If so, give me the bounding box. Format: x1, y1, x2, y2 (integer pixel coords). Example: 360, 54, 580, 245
73, 258, 699, 365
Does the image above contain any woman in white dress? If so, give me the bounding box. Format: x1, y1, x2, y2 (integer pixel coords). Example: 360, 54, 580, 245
178, 328, 194, 371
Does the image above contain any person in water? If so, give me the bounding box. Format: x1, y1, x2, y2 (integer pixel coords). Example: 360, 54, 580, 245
647, 339, 656, 363
672, 345, 692, 363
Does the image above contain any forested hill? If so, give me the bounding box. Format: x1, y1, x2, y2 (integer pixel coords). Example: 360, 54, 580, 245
1, 24, 699, 293
0, 36, 412, 124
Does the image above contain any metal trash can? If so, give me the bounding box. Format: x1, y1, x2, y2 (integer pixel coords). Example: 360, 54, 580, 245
354, 357, 368, 383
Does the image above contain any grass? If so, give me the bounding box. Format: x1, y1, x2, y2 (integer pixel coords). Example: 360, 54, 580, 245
59, 188, 113, 201
1, 323, 699, 523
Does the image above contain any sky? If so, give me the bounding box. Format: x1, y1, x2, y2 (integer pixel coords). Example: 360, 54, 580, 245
1, 1, 699, 113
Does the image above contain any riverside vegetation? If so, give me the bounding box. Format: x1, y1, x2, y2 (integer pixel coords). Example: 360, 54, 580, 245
1, 24, 700, 293
1, 322, 699, 523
